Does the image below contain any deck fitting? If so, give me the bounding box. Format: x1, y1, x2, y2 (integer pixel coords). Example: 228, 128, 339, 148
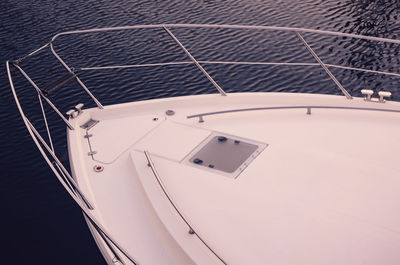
218, 136, 228, 142
80, 119, 99, 130
193, 158, 203, 164
93, 165, 104, 172
165, 110, 175, 116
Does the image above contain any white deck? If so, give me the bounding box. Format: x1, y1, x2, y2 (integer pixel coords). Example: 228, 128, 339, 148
67, 92, 400, 265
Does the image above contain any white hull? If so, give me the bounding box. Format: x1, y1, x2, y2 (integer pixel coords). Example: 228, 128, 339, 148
67, 92, 400, 265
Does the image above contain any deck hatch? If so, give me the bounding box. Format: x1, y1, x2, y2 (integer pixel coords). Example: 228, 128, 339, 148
185, 132, 267, 178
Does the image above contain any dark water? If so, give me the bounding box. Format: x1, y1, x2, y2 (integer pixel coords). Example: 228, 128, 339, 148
1, 1, 400, 264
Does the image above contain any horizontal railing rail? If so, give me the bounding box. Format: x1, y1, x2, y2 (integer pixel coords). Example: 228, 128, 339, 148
187, 105, 400, 123
52, 24, 400, 45
79, 60, 400, 79
47, 23, 400, 100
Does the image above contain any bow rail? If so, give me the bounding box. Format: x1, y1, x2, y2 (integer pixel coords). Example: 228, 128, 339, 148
7, 24, 400, 265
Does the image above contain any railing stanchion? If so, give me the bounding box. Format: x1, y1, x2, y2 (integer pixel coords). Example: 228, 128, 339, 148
7, 60, 138, 265
25, 119, 94, 210
12, 64, 75, 130
49, 42, 104, 109
162, 25, 227, 96
296, 32, 352, 99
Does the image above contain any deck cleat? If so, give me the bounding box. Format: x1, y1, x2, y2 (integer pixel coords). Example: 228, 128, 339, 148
75, 103, 84, 114
66, 109, 77, 119
361, 89, 374, 101
378, 91, 392, 103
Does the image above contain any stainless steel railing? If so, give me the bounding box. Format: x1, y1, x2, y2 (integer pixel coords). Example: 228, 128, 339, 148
9, 24, 400, 131
187, 105, 400, 123
7, 59, 139, 265
144, 151, 227, 265
7, 23, 400, 265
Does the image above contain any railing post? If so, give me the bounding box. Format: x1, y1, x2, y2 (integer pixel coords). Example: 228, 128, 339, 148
25, 119, 94, 210
12, 63, 75, 130
162, 25, 227, 96
296, 32, 352, 100
50, 42, 104, 109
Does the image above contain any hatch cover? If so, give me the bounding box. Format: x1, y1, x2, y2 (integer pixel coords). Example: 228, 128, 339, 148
184, 132, 267, 178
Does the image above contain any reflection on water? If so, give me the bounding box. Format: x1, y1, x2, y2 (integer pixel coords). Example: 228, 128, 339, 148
1, 1, 400, 265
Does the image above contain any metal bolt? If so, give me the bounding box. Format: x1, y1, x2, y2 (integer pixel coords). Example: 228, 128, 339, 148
165, 110, 175, 116
218, 136, 228, 142
193, 158, 203, 164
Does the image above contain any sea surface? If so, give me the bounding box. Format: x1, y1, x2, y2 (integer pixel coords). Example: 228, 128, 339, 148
1, 1, 400, 264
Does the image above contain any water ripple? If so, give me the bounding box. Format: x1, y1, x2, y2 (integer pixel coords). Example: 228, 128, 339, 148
2, 1, 400, 264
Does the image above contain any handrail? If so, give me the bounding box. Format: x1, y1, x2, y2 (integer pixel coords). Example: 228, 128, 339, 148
144, 151, 227, 265
46, 23, 400, 99
51, 24, 400, 45
7, 59, 138, 265
187, 105, 400, 122
79, 60, 400, 79
11, 24, 400, 113
8, 24, 400, 265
